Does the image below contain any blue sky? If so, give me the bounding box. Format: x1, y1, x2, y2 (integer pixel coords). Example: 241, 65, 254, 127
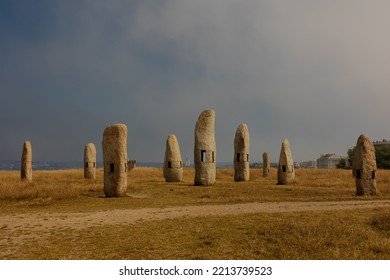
1, 0, 390, 163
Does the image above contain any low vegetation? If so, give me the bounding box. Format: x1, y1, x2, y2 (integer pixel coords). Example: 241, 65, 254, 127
1, 167, 389, 212
9, 209, 390, 260
0, 167, 389, 259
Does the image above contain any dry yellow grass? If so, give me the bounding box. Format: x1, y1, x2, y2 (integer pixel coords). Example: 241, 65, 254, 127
0, 169, 99, 205
1, 167, 389, 259
1, 167, 390, 213
6, 208, 390, 260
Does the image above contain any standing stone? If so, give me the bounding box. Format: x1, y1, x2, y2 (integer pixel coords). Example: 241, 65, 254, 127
277, 138, 295, 185
21, 140, 32, 182
84, 143, 96, 179
163, 134, 183, 182
234, 123, 250, 181
353, 134, 377, 196
263, 152, 270, 177
102, 124, 128, 197
194, 109, 216, 186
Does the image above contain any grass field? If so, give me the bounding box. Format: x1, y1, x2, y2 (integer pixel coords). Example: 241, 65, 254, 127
0, 167, 389, 259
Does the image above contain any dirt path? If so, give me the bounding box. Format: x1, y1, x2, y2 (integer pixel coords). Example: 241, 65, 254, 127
2, 200, 390, 236
1, 199, 390, 258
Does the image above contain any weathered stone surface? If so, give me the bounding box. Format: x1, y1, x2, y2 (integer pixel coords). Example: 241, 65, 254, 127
353, 134, 377, 196
277, 138, 295, 185
234, 123, 250, 181
84, 143, 96, 179
263, 152, 270, 177
21, 140, 32, 182
102, 124, 128, 197
163, 134, 183, 182
194, 109, 216, 186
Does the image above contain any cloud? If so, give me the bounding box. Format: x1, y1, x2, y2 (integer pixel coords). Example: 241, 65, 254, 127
1, 0, 390, 163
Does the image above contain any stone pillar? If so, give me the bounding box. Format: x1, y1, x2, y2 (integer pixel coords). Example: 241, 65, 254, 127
84, 143, 96, 179
234, 123, 250, 181
21, 140, 32, 182
263, 152, 270, 177
194, 109, 216, 186
353, 134, 377, 196
163, 134, 183, 182
102, 124, 128, 197
277, 138, 295, 185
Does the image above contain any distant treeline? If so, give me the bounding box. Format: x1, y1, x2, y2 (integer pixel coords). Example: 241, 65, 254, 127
337, 145, 390, 169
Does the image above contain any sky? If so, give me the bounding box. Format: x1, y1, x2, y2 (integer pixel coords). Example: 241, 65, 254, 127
1, 0, 390, 164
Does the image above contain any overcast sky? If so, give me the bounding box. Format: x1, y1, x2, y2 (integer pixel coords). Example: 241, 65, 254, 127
1, 0, 390, 163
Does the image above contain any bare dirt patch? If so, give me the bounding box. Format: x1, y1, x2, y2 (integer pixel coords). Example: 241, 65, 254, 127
1, 200, 390, 247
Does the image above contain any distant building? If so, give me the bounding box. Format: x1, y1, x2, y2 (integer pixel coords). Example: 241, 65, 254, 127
127, 160, 136, 171
184, 154, 191, 167
250, 162, 262, 168
317, 154, 345, 169
373, 139, 390, 148
300, 160, 317, 169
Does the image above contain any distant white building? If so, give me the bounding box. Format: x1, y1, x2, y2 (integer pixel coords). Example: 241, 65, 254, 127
300, 160, 317, 169
317, 154, 345, 169
373, 139, 390, 148
184, 154, 191, 167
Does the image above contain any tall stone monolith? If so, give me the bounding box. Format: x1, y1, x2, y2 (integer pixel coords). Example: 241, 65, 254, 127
234, 123, 250, 181
263, 152, 270, 177
277, 138, 295, 185
84, 143, 96, 179
21, 140, 32, 182
353, 134, 377, 196
163, 134, 183, 182
102, 124, 128, 197
194, 109, 216, 186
